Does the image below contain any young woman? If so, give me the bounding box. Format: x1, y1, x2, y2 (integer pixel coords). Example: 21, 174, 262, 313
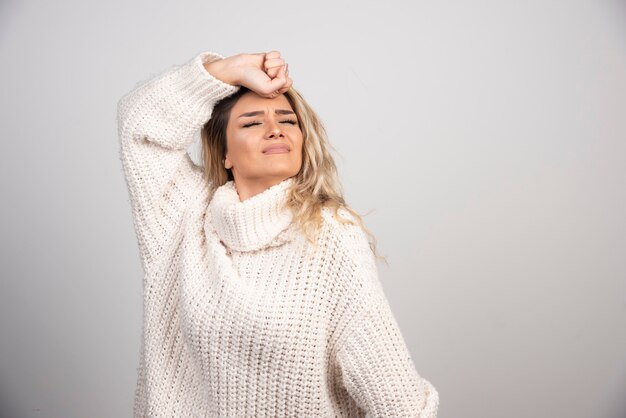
117, 49, 439, 417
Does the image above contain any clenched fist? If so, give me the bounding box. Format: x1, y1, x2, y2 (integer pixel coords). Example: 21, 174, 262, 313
204, 50, 293, 99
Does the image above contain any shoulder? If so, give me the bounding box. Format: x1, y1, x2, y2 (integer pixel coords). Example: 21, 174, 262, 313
318, 206, 378, 288
320, 206, 370, 254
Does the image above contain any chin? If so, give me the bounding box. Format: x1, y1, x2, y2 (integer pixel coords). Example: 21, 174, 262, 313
270, 171, 297, 179
265, 164, 298, 174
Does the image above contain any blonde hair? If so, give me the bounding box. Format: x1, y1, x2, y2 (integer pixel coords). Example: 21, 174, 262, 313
201, 85, 386, 263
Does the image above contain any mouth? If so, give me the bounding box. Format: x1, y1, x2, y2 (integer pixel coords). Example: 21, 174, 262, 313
262, 144, 290, 154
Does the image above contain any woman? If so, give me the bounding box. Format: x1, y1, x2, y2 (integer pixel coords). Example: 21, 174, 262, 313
117, 49, 439, 417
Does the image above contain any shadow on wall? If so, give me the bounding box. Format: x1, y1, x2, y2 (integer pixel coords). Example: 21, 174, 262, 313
595, 355, 626, 418
0, 380, 24, 418
582, 1, 625, 416
0, 0, 20, 40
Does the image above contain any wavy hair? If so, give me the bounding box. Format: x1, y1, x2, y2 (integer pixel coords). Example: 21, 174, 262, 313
201, 85, 386, 263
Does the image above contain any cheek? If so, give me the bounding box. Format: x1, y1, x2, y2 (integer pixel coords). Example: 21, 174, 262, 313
295, 135, 304, 156
228, 134, 258, 160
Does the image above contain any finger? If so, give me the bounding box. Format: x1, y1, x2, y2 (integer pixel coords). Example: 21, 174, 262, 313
264, 69, 288, 94
266, 69, 280, 80
265, 61, 286, 82
265, 50, 281, 60
277, 65, 290, 88
266, 62, 287, 85
264, 58, 285, 71
265, 60, 285, 79
278, 76, 293, 94
275, 68, 292, 94
257, 65, 289, 98
263, 89, 282, 99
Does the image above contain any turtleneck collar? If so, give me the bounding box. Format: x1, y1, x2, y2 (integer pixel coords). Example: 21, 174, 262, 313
205, 177, 297, 253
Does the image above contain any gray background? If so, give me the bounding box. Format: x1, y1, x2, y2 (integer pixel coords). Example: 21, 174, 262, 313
1, 0, 625, 417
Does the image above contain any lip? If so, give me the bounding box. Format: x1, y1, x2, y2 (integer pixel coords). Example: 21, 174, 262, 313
262, 144, 290, 154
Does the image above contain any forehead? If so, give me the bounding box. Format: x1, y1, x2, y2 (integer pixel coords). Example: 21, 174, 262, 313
232, 91, 293, 112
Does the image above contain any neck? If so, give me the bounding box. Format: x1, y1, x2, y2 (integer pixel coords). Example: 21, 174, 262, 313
232, 176, 293, 202
206, 176, 297, 252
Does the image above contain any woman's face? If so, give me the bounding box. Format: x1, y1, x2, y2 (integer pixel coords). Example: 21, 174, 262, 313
225, 91, 303, 185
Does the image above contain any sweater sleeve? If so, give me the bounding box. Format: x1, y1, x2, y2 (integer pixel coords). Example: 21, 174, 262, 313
116, 51, 240, 273
336, 283, 440, 417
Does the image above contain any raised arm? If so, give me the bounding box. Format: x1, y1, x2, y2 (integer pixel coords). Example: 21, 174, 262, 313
117, 51, 240, 274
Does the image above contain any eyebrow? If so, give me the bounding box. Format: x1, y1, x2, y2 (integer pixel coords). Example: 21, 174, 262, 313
237, 109, 295, 118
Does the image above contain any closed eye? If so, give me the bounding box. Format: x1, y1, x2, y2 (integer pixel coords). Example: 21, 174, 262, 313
242, 119, 298, 128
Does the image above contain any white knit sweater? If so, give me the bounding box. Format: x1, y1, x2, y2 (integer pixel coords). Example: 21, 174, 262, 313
117, 50, 439, 417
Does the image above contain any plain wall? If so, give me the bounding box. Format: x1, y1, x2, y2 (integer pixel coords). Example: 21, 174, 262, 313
0, 0, 624, 417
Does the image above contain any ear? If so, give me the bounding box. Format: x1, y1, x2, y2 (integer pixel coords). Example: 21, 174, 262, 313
224, 154, 233, 170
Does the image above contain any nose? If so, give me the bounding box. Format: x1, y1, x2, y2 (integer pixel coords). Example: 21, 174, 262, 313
266, 120, 284, 139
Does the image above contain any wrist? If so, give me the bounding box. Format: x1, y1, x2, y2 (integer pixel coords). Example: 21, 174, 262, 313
203, 59, 238, 86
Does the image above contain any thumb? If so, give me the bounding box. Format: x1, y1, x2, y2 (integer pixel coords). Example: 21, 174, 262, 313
264, 64, 288, 93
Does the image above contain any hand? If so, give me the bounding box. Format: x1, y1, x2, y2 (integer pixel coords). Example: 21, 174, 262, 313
204, 50, 293, 99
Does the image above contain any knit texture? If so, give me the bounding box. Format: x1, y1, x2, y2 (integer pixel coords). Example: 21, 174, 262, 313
117, 50, 439, 417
